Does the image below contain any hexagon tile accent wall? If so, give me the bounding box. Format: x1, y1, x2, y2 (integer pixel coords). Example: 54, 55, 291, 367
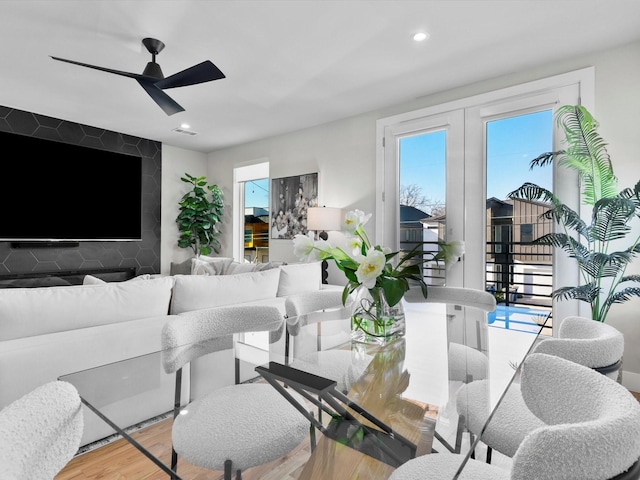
0, 105, 161, 281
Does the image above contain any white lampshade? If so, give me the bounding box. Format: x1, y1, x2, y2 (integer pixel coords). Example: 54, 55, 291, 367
307, 207, 343, 232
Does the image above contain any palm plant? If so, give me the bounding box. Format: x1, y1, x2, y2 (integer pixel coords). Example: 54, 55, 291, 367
508, 105, 640, 323
176, 173, 224, 256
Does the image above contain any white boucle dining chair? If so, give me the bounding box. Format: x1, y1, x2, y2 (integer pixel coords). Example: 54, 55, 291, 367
403, 285, 495, 454
161, 305, 309, 480
457, 315, 626, 463
390, 352, 640, 480
533, 315, 624, 380
284, 289, 373, 394
0, 380, 83, 479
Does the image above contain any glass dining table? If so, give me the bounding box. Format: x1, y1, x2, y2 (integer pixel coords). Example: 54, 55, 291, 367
59, 298, 549, 479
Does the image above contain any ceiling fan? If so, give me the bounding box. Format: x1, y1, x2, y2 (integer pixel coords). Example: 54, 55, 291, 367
51, 37, 225, 116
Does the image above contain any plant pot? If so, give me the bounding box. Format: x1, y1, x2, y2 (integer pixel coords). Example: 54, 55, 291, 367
350, 286, 405, 346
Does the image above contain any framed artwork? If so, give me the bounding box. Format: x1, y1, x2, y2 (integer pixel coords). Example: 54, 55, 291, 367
270, 172, 318, 239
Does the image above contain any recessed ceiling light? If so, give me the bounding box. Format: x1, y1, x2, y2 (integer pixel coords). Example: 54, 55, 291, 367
413, 32, 429, 42
172, 126, 198, 136
180, 123, 191, 129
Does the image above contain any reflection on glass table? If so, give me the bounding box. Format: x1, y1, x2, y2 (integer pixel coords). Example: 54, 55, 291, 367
259, 299, 546, 479
59, 298, 545, 479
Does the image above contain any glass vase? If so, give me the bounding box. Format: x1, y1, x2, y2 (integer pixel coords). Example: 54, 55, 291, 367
350, 286, 405, 346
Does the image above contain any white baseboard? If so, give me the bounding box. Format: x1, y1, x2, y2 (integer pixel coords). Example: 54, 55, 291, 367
622, 370, 640, 393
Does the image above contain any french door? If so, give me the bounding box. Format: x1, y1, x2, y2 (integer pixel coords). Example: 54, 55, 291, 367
377, 69, 592, 322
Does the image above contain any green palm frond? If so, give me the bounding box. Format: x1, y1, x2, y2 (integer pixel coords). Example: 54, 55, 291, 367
554, 105, 618, 204
553, 284, 600, 303
508, 182, 556, 203
529, 151, 564, 168
605, 287, 640, 306
581, 251, 632, 278
532, 233, 590, 262
539, 204, 588, 236
590, 197, 635, 242
619, 181, 640, 214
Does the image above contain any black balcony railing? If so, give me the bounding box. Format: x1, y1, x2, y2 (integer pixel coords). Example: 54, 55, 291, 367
399, 240, 554, 312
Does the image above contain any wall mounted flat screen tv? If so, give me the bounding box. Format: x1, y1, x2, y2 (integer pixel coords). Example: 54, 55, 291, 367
0, 131, 143, 242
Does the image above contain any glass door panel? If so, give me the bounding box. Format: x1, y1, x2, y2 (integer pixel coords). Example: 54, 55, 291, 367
399, 130, 447, 285
485, 110, 553, 310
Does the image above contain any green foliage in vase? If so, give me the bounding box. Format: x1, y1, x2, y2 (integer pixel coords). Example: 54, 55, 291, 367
508, 105, 640, 322
293, 209, 464, 308
176, 173, 224, 256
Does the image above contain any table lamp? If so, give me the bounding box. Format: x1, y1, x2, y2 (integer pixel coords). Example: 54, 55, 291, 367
307, 206, 343, 284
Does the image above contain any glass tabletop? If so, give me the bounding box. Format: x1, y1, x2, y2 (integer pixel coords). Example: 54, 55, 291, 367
59, 299, 548, 479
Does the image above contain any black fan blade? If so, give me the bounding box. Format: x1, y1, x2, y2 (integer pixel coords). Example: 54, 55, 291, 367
155, 60, 225, 90
137, 79, 184, 115
50, 56, 149, 81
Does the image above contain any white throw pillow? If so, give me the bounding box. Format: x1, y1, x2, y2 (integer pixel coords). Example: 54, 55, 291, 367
83, 273, 151, 284
83, 275, 106, 285
170, 268, 281, 314
190, 256, 234, 275
277, 262, 322, 297
226, 261, 278, 275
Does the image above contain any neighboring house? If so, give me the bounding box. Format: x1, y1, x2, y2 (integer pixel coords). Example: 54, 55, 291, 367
400, 204, 432, 251
244, 207, 270, 262
486, 197, 553, 306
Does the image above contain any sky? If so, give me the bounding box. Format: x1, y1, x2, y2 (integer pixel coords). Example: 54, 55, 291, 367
245, 178, 270, 209
399, 109, 553, 213
245, 110, 554, 211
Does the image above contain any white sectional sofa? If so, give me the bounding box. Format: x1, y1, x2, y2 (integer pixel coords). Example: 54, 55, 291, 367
0, 260, 341, 446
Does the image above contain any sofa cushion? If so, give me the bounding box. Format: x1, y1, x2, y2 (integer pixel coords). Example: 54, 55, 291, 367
0, 276, 175, 341
191, 256, 235, 275
170, 258, 194, 276
170, 269, 281, 315
277, 262, 322, 297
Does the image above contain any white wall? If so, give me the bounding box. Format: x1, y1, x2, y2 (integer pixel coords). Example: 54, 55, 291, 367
161, 40, 640, 386
160, 144, 208, 275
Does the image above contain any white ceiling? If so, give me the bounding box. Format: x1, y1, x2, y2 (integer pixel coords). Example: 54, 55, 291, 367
1, 0, 639, 153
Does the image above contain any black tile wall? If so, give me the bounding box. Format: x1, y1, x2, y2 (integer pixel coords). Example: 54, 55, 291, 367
0, 106, 161, 276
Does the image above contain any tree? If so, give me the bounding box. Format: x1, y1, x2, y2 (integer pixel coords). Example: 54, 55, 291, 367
400, 184, 445, 215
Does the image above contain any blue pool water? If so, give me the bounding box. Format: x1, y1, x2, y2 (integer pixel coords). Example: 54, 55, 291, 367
488, 305, 551, 333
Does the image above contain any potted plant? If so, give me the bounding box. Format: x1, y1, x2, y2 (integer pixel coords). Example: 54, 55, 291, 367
508, 105, 640, 322
176, 173, 224, 256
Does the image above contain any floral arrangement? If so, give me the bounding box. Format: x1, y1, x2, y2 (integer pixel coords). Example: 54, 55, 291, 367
292, 209, 464, 308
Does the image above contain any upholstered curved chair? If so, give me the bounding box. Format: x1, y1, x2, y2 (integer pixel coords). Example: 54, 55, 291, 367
404, 286, 497, 312
533, 315, 624, 380
457, 315, 626, 462
162, 305, 309, 480
0, 380, 83, 479
390, 353, 640, 480
285, 289, 371, 393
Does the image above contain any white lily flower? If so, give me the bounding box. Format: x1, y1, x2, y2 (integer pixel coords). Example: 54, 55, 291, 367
344, 209, 372, 232
292, 233, 317, 262
355, 249, 386, 288
346, 235, 363, 256
314, 239, 333, 258
442, 240, 465, 270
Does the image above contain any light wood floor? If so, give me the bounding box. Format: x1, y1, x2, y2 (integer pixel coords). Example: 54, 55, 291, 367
57, 390, 640, 479
56, 416, 312, 480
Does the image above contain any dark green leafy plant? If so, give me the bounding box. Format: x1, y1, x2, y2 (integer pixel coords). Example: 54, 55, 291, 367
508, 105, 640, 322
176, 173, 224, 256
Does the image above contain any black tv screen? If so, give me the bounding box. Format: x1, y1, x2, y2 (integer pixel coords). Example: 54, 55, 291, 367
0, 131, 143, 242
